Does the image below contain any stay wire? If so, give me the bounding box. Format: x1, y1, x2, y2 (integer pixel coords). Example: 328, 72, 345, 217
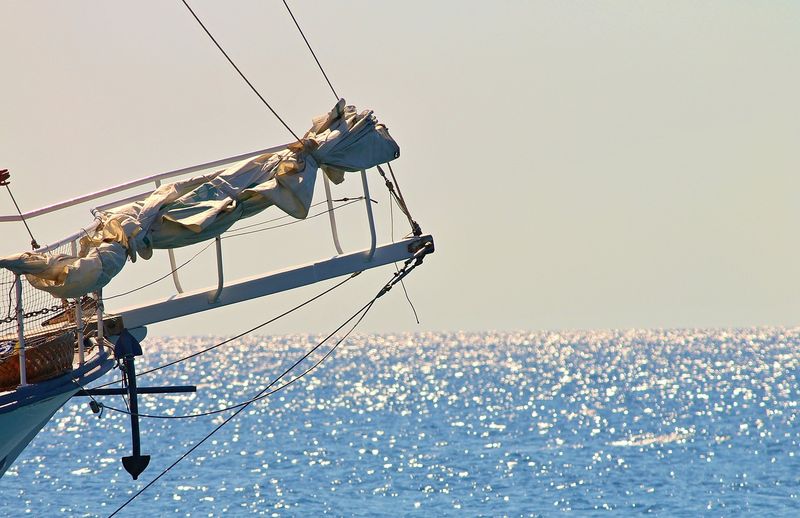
389, 192, 419, 324
223, 198, 368, 239
104, 198, 363, 300
103, 240, 216, 301
100, 298, 374, 420
228, 196, 368, 233
106, 247, 430, 516
386, 163, 409, 210
376, 164, 421, 237
387, 162, 419, 235
179, 0, 302, 143
93, 272, 360, 389
281, 0, 339, 101
94, 238, 426, 397
1, 171, 40, 249
106, 294, 381, 517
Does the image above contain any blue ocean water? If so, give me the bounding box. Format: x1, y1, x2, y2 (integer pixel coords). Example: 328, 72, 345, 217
4, 329, 800, 516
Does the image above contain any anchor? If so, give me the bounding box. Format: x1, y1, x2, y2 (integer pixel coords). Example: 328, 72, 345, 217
75, 328, 196, 480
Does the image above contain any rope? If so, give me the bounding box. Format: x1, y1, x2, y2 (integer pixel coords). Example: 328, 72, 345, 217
93, 272, 359, 389
178, 0, 302, 143
281, 0, 339, 101
104, 198, 364, 300
377, 164, 421, 237
104, 241, 216, 301
229, 197, 367, 233
386, 162, 420, 235
104, 255, 431, 518
1, 169, 40, 249
105, 244, 431, 516
222, 198, 369, 239
101, 298, 373, 420
389, 193, 419, 323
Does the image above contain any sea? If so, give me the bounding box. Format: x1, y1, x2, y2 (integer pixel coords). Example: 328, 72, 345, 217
4, 329, 800, 517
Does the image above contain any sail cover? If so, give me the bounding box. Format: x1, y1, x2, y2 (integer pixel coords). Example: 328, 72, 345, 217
0, 100, 399, 299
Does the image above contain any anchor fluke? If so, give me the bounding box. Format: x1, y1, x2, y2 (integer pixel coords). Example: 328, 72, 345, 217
122, 454, 151, 480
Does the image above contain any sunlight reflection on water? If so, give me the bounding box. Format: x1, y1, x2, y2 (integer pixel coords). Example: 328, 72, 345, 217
6, 329, 800, 516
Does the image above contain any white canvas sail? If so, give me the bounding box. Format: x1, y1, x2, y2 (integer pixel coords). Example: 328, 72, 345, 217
0, 100, 399, 299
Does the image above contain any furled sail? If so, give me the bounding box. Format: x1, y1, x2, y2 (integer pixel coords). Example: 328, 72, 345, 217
0, 100, 399, 299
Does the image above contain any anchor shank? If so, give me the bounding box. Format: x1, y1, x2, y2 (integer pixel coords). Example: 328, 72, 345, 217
123, 354, 142, 458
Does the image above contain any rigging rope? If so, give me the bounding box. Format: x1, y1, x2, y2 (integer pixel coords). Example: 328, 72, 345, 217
389, 191, 420, 323
281, 0, 339, 101
377, 164, 421, 237
104, 198, 365, 300
178, 0, 302, 143
375, 162, 422, 322
92, 272, 359, 389
99, 298, 374, 420
105, 246, 430, 517
1, 169, 40, 249
103, 241, 215, 301
106, 302, 369, 518
222, 198, 370, 239
229, 196, 368, 233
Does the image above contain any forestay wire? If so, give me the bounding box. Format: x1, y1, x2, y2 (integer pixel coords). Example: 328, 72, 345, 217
281, 0, 339, 101
106, 299, 371, 518
377, 164, 421, 237
104, 242, 432, 517
179, 0, 303, 143
388, 192, 420, 324
97, 5, 425, 514
0, 169, 40, 250
93, 272, 359, 389
99, 290, 373, 420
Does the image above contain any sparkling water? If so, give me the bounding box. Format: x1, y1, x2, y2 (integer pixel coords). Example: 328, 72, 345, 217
4, 330, 800, 516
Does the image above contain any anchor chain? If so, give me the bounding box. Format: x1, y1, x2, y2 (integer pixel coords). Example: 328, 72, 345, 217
0, 303, 65, 324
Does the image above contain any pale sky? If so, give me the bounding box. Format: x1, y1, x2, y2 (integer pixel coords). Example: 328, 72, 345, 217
1, 1, 799, 336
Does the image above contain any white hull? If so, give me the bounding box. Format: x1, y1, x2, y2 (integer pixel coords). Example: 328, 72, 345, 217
0, 388, 77, 477
0, 347, 115, 478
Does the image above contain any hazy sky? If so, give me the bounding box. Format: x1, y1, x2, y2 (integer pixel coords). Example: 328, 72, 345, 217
1, 1, 799, 336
